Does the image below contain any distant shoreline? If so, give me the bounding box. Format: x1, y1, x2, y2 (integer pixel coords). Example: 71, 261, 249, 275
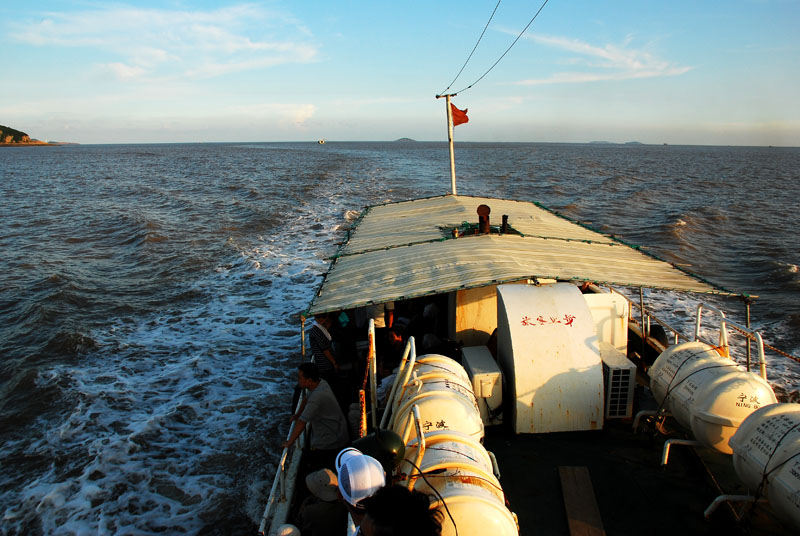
0, 141, 77, 147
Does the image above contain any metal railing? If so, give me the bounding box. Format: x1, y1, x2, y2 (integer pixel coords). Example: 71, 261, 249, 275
695, 303, 767, 380
609, 286, 690, 349
612, 286, 771, 380
694, 303, 729, 356
402, 405, 426, 491
383, 337, 417, 431
258, 391, 307, 535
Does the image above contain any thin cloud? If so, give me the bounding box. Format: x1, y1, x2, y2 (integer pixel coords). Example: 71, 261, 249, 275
104, 62, 147, 81
513, 32, 691, 86
9, 3, 318, 82
226, 103, 317, 126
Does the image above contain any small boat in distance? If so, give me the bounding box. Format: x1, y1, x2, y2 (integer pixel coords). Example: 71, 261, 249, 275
318, 139, 325, 144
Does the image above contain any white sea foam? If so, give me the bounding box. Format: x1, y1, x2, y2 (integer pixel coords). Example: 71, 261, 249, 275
2, 174, 362, 534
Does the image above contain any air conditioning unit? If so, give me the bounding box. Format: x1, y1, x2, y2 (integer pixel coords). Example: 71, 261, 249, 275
599, 342, 636, 419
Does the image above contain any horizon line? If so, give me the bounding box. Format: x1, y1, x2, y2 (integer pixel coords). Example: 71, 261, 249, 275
29, 140, 799, 149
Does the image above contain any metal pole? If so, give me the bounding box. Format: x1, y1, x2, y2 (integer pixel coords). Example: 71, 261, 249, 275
639, 287, 646, 359
369, 338, 378, 430
444, 94, 457, 195
745, 298, 752, 372
363, 319, 375, 390
359, 389, 367, 438
300, 315, 306, 360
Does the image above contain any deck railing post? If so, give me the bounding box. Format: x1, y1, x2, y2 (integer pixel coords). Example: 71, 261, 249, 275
300, 315, 306, 359
639, 287, 646, 358
369, 325, 378, 430
745, 298, 752, 372
695, 303, 730, 358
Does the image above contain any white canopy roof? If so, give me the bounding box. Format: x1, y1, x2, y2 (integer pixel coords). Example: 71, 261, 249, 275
308, 195, 737, 314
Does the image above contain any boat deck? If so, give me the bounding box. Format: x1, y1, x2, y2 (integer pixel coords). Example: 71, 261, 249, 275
482, 391, 792, 536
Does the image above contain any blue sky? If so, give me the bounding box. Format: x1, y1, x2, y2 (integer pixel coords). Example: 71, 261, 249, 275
2, 1, 798, 145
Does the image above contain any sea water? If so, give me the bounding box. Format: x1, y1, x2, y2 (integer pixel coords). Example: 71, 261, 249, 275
1, 141, 799, 534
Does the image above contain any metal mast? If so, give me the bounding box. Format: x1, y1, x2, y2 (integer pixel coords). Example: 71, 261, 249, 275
437, 93, 458, 195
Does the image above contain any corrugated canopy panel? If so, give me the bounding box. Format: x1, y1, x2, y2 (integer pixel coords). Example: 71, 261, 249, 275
343, 195, 615, 254
308, 195, 738, 314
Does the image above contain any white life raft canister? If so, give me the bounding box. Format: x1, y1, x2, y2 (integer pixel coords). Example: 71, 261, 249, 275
398, 430, 518, 536
649, 341, 777, 454
729, 403, 800, 531
392, 355, 484, 442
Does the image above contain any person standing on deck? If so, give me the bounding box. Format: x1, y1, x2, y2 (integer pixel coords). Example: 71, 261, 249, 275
310, 313, 338, 381
311, 312, 353, 411
283, 362, 349, 470
355, 302, 394, 340
366, 302, 394, 332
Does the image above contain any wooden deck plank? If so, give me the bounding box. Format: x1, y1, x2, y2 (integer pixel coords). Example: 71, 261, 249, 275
558, 466, 606, 536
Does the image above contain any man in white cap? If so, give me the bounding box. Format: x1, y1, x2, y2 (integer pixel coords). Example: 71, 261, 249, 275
336, 450, 386, 529
335, 447, 362, 473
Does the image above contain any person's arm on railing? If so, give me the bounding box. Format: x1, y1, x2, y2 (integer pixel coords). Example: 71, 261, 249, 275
292, 395, 308, 422
282, 418, 306, 449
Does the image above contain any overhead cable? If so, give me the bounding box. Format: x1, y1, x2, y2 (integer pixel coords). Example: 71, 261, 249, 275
437, 0, 502, 97
449, 0, 551, 96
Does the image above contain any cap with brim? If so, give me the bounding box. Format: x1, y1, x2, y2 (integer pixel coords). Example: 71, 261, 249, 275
338, 454, 385, 507
276, 524, 300, 536
335, 447, 362, 473
306, 468, 338, 502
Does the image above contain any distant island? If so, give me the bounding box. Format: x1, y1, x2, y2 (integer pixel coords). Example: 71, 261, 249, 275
394, 138, 417, 142
0, 124, 74, 146
588, 140, 645, 145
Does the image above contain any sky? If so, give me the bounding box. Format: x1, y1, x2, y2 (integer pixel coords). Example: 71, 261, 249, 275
1, 1, 798, 146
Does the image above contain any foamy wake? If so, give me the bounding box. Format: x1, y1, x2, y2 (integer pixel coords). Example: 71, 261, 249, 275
1, 190, 360, 534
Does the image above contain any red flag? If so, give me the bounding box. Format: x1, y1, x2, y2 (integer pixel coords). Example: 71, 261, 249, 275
451, 103, 469, 126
